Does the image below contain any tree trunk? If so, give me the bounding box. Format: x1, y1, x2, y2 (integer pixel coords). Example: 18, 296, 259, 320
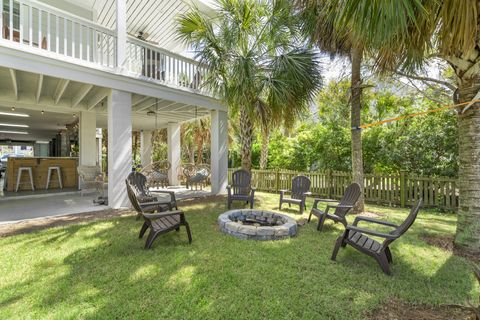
189, 147, 195, 164
455, 75, 480, 255
102, 128, 108, 174
350, 45, 365, 213
239, 106, 253, 171
196, 134, 204, 164
259, 129, 270, 170
133, 131, 138, 164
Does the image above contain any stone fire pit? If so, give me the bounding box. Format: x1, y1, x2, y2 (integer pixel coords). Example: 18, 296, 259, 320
218, 209, 297, 240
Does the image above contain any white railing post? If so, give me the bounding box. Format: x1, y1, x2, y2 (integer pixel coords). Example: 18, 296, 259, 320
0, 0, 3, 40
9, 0, 13, 40
28, 5, 32, 46
116, 0, 126, 70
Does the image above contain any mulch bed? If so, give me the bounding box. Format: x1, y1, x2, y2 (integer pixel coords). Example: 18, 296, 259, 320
367, 299, 476, 320
421, 234, 479, 262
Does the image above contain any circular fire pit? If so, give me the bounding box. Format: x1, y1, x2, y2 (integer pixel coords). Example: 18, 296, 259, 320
218, 209, 297, 240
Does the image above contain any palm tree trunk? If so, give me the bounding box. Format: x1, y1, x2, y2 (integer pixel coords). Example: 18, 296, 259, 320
455, 74, 480, 255
102, 128, 108, 174
240, 106, 253, 171
133, 131, 138, 164
196, 135, 204, 164
350, 45, 365, 213
189, 147, 195, 164
260, 128, 270, 170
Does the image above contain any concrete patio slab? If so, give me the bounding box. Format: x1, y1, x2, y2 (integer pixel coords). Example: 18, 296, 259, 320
0, 187, 212, 224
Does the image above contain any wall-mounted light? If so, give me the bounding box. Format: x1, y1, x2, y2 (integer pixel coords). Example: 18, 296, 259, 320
11, 106, 15, 111
41, 110, 45, 115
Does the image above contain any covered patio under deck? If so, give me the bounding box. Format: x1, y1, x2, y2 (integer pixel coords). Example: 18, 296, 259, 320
0, 64, 228, 220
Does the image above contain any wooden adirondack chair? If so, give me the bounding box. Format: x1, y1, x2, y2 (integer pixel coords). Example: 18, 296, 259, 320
126, 180, 192, 249
279, 175, 312, 214
126, 171, 177, 219
227, 169, 256, 209
331, 199, 423, 275
308, 183, 361, 231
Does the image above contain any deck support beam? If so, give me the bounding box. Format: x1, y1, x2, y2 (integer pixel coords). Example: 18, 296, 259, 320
210, 109, 228, 194
9, 69, 17, 99
72, 84, 93, 108
35, 74, 43, 103
167, 122, 181, 186
108, 89, 132, 208
53, 79, 70, 105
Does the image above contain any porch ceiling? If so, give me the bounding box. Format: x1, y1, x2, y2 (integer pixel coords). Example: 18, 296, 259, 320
70, 0, 216, 53
0, 66, 211, 142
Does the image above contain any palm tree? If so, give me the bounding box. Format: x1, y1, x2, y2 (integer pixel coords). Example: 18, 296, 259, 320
324, 0, 480, 254
297, 0, 371, 212
177, 0, 321, 172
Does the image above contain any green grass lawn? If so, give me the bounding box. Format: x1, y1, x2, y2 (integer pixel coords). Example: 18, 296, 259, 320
0, 192, 477, 319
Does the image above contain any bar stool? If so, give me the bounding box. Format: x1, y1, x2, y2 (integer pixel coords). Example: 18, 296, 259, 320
15, 167, 35, 192
46, 166, 63, 189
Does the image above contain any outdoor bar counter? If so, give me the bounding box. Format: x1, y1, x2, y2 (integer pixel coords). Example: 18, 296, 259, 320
5, 157, 78, 192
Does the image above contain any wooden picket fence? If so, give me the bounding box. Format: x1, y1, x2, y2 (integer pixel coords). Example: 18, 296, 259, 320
227, 169, 459, 211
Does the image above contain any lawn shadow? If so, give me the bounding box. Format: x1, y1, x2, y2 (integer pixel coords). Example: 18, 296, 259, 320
0, 192, 476, 319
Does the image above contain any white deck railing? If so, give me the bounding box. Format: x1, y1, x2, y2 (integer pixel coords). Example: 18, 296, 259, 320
0, 0, 209, 94
0, 0, 116, 67
126, 36, 208, 93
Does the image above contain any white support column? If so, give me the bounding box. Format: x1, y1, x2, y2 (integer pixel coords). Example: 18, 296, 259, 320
108, 89, 132, 208
210, 110, 228, 194
167, 123, 181, 186
140, 130, 153, 168
116, 0, 127, 69
79, 111, 97, 166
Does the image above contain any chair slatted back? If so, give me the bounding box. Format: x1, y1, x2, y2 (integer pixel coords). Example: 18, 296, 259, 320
232, 169, 252, 196
334, 183, 361, 217
291, 176, 311, 199
390, 198, 423, 237
125, 180, 144, 214
126, 171, 150, 198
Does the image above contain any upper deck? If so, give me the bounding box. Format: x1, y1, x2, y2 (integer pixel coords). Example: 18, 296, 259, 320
0, 0, 211, 96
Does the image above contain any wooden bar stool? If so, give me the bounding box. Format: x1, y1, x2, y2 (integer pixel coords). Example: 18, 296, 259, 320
46, 166, 63, 189
15, 167, 35, 192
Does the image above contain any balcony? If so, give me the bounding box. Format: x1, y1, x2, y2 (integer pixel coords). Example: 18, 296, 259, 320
0, 0, 209, 95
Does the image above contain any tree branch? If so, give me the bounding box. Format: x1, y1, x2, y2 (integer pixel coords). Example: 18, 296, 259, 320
393, 69, 457, 91
405, 79, 450, 105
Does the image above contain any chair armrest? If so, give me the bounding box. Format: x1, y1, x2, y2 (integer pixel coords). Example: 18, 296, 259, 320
313, 198, 339, 209
353, 216, 399, 228
143, 210, 184, 220
327, 204, 354, 210
152, 190, 177, 202
346, 225, 397, 239
251, 187, 256, 191
314, 198, 339, 203
139, 200, 173, 209
303, 192, 312, 196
